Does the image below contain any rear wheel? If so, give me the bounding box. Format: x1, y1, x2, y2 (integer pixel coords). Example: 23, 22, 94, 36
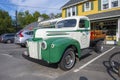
95, 41, 104, 53
58, 48, 76, 71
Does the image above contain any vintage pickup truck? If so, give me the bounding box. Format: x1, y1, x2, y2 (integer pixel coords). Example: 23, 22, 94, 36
25, 16, 106, 71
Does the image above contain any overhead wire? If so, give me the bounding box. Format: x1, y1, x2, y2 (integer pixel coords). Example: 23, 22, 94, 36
0, 2, 60, 10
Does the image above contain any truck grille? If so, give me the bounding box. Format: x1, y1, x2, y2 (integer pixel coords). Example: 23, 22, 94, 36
28, 41, 41, 59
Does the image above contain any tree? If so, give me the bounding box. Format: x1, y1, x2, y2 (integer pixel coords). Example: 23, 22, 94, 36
18, 11, 42, 28
33, 11, 41, 21
41, 14, 49, 20
0, 10, 15, 34
49, 13, 61, 19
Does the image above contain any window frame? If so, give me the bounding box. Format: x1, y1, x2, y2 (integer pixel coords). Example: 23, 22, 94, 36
57, 19, 77, 28
111, 0, 119, 8
101, 0, 120, 10
79, 19, 90, 29
84, 2, 92, 11
66, 6, 77, 17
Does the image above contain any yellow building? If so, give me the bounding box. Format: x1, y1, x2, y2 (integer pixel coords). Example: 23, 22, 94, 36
61, 0, 120, 44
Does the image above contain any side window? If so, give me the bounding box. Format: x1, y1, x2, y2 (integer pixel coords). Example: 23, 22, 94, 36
25, 32, 29, 35
79, 19, 89, 28
6, 35, 14, 37
25, 31, 33, 35
29, 31, 33, 35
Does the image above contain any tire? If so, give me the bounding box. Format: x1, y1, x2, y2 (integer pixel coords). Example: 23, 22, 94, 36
20, 41, 28, 48
95, 41, 104, 53
58, 48, 76, 71
109, 52, 120, 76
25, 41, 28, 47
20, 43, 26, 48
7, 40, 12, 44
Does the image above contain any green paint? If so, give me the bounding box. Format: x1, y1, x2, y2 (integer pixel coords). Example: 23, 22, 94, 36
85, 20, 90, 28
41, 37, 60, 62
91, 1, 94, 10
32, 38, 42, 41
47, 29, 90, 33
41, 37, 81, 63
33, 29, 37, 38
98, 0, 101, 11
82, 4, 84, 12
47, 33, 69, 36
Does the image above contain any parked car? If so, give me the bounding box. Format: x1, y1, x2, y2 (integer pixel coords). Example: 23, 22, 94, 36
14, 30, 33, 47
0, 33, 15, 43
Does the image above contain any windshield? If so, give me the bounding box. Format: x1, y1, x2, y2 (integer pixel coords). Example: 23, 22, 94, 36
38, 22, 56, 28
57, 19, 76, 28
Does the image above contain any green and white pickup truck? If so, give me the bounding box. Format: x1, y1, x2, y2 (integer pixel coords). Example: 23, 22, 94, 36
25, 16, 105, 71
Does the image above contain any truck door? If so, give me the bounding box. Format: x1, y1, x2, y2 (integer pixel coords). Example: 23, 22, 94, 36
79, 19, 90, 49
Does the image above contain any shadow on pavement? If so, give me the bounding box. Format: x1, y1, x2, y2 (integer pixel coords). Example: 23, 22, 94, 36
79, 76, 88, 80
103, 61, 119, 80
22, 54, 58, 69
79, 54, 92, 61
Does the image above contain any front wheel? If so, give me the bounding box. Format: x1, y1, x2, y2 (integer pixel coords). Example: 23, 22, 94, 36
7, 40, 12, 44
58, 48, 76, 71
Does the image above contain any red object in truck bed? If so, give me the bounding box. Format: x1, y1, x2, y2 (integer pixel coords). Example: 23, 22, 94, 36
90, 30, 106, 41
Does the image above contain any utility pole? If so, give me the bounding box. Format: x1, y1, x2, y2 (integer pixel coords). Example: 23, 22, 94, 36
15, 10, 18, 32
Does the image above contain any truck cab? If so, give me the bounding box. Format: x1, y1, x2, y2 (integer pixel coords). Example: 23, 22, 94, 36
26, 16, 104, 71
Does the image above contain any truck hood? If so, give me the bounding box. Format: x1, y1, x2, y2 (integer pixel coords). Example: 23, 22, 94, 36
34, 28, 76, 39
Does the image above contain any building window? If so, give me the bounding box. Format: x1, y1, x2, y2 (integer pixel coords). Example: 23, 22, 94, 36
72, 6, 76, 16
101, 0, 120, 10
84, 2, 91, 11
102, 0, 109, 9
111, 0, 118, 7
67, 8, 71, 17
66, 6, 77, 17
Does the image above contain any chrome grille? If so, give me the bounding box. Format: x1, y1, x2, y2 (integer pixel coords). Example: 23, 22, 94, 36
28, 41, 41, 59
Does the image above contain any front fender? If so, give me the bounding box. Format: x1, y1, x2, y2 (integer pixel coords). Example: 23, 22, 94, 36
44, 37, 81, 63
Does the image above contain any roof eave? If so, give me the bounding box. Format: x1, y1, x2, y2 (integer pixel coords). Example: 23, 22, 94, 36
61, 0, 88, 9
89, 15, 120, 21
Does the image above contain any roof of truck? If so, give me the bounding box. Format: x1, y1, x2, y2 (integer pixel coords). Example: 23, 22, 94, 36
57, 16, 89, 22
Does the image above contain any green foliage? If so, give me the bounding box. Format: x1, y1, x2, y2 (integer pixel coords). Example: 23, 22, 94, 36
0, 9, 15, 35
41, 14, 50, 20
33, 11, 41, 21
0, 9, 62, 35
18, 10, 49, 28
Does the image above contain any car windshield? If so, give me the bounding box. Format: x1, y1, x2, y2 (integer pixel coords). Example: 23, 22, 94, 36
38, 22, 56, 28
57, 19, 76, 28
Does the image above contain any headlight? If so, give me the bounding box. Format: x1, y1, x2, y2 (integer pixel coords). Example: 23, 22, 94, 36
41, 41, 47, 50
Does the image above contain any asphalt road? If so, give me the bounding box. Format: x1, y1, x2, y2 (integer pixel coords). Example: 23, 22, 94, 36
0, 43, 120, 80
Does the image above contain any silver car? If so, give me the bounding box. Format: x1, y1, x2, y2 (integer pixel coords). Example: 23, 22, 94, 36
14, 30, 33, 47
